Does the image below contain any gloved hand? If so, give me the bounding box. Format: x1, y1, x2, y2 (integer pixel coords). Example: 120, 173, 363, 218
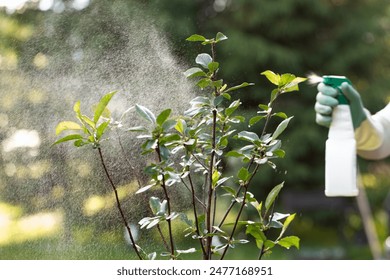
315, 81, 388, 159
315, 82, 367, 129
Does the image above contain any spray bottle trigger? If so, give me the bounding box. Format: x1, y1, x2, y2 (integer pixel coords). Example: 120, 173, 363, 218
322, 75, 351, 105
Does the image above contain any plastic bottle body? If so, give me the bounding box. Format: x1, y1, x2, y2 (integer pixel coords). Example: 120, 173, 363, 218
325, 105, 359, 197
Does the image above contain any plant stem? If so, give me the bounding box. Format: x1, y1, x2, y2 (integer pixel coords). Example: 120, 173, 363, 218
187, 173, 207, 257
206, 108, 217, 259
220, 165, 260, 260
215, 185, 243, 230
181, 178, 206, 209
215, 156, 254, 231
97, 147, 143, 260
220, 185, 248, 260
156, 143, 175, 259
157, 224, 171, 253
258, 243, 267, 260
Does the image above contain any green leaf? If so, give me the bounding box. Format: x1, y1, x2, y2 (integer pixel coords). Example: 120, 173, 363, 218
195, 53, 213, 69
221, 186, 237, 197
208, 61, 219, 72
261, 70, 280, 86
136, 104, 156, 124
264, 240, 276, 249
73, 101, 81, 116
96, 121, 110, 140
93, 91, 116, 124
226, 150, 244, 158
278, 236, 300, 249
55, 121, 82, 135
52, 134, 83, 146
213, 95, 224, 106
258, 104, 269, 111
176, 248, 196, 254
270, 88, 280, 104
162, 119, 177, 131
237, 167, 250, 181
224, 82, 254, 93
212, 79, 223, 89
74, 139, 88, 147
279, 213, 296, 238
283, 77, 307, 93
156, 109, 171, 127
265, 182, 284, 211
186, 34, 207, 42
273, 112, 288, 119
174, 119, 186, 134
196, 78, 212, 89
159, 133, 181, 145
272, 149, 286, 158
280, 73, 296, 86
184, 67, 206, 78
149, 196, 161, 215
271, 116, 293, 141
249, 115, 266, 127
81, 115, 95, 129
136, 183, 157, 194
127, 126, 147, 132
246, 224, 266, 249
225, 100, 241, 116
237, 131, 260, 143
215, 32, 228, 42
212, 170, 221, 188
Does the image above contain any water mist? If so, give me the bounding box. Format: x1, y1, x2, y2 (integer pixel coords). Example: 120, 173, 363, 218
0, 2, 196, 259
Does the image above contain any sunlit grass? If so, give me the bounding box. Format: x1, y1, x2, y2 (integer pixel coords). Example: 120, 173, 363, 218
0, 202, 63, 246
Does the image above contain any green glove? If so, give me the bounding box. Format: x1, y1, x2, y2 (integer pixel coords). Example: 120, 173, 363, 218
315, 82, 367, 129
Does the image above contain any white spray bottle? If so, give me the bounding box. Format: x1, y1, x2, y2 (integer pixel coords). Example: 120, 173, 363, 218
317, 75, 359, 197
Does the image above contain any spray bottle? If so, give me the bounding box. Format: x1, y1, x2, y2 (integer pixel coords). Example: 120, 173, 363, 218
315, 75, 359, 197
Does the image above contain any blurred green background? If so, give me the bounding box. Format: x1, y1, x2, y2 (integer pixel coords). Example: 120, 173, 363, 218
1, 0, 390, 260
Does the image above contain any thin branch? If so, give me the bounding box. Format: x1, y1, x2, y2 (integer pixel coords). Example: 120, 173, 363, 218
205, 108, 217, 259
97, 147, 143, 260
215, 185, 243, 230
187, 172, 207, 257
156, 143, 175, 259
181, 178, 207, 209
220, 164, 260, 260
157, 224, 171, 253
220, 185, 248, 260
191, 152, 210, 171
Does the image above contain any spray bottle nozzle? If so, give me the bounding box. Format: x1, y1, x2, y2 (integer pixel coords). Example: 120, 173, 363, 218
322, 75, 352, 105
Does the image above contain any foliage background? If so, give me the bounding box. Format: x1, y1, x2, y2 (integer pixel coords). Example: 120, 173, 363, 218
1, 0, 390, 259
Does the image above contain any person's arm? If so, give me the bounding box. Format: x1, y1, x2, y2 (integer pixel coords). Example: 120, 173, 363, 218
356, 103, 390, 160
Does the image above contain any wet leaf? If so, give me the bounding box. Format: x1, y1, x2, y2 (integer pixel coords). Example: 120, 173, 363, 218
52, 134, 83, 146
278, 236, 300, 249
215, 32, 228, 42
186, 34, 207, 42
184, 67, 206, 78
265, 182, 284, 211
237, 131, 260, 143
271, 116, 293, 141
195, 53, 212, 69
156, 109, 171, 126
136, 104, 156, 124
94, 91, 116, 123
55, 121, 82, 135
224, 82, 254, 93
261, 70, 280, 86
